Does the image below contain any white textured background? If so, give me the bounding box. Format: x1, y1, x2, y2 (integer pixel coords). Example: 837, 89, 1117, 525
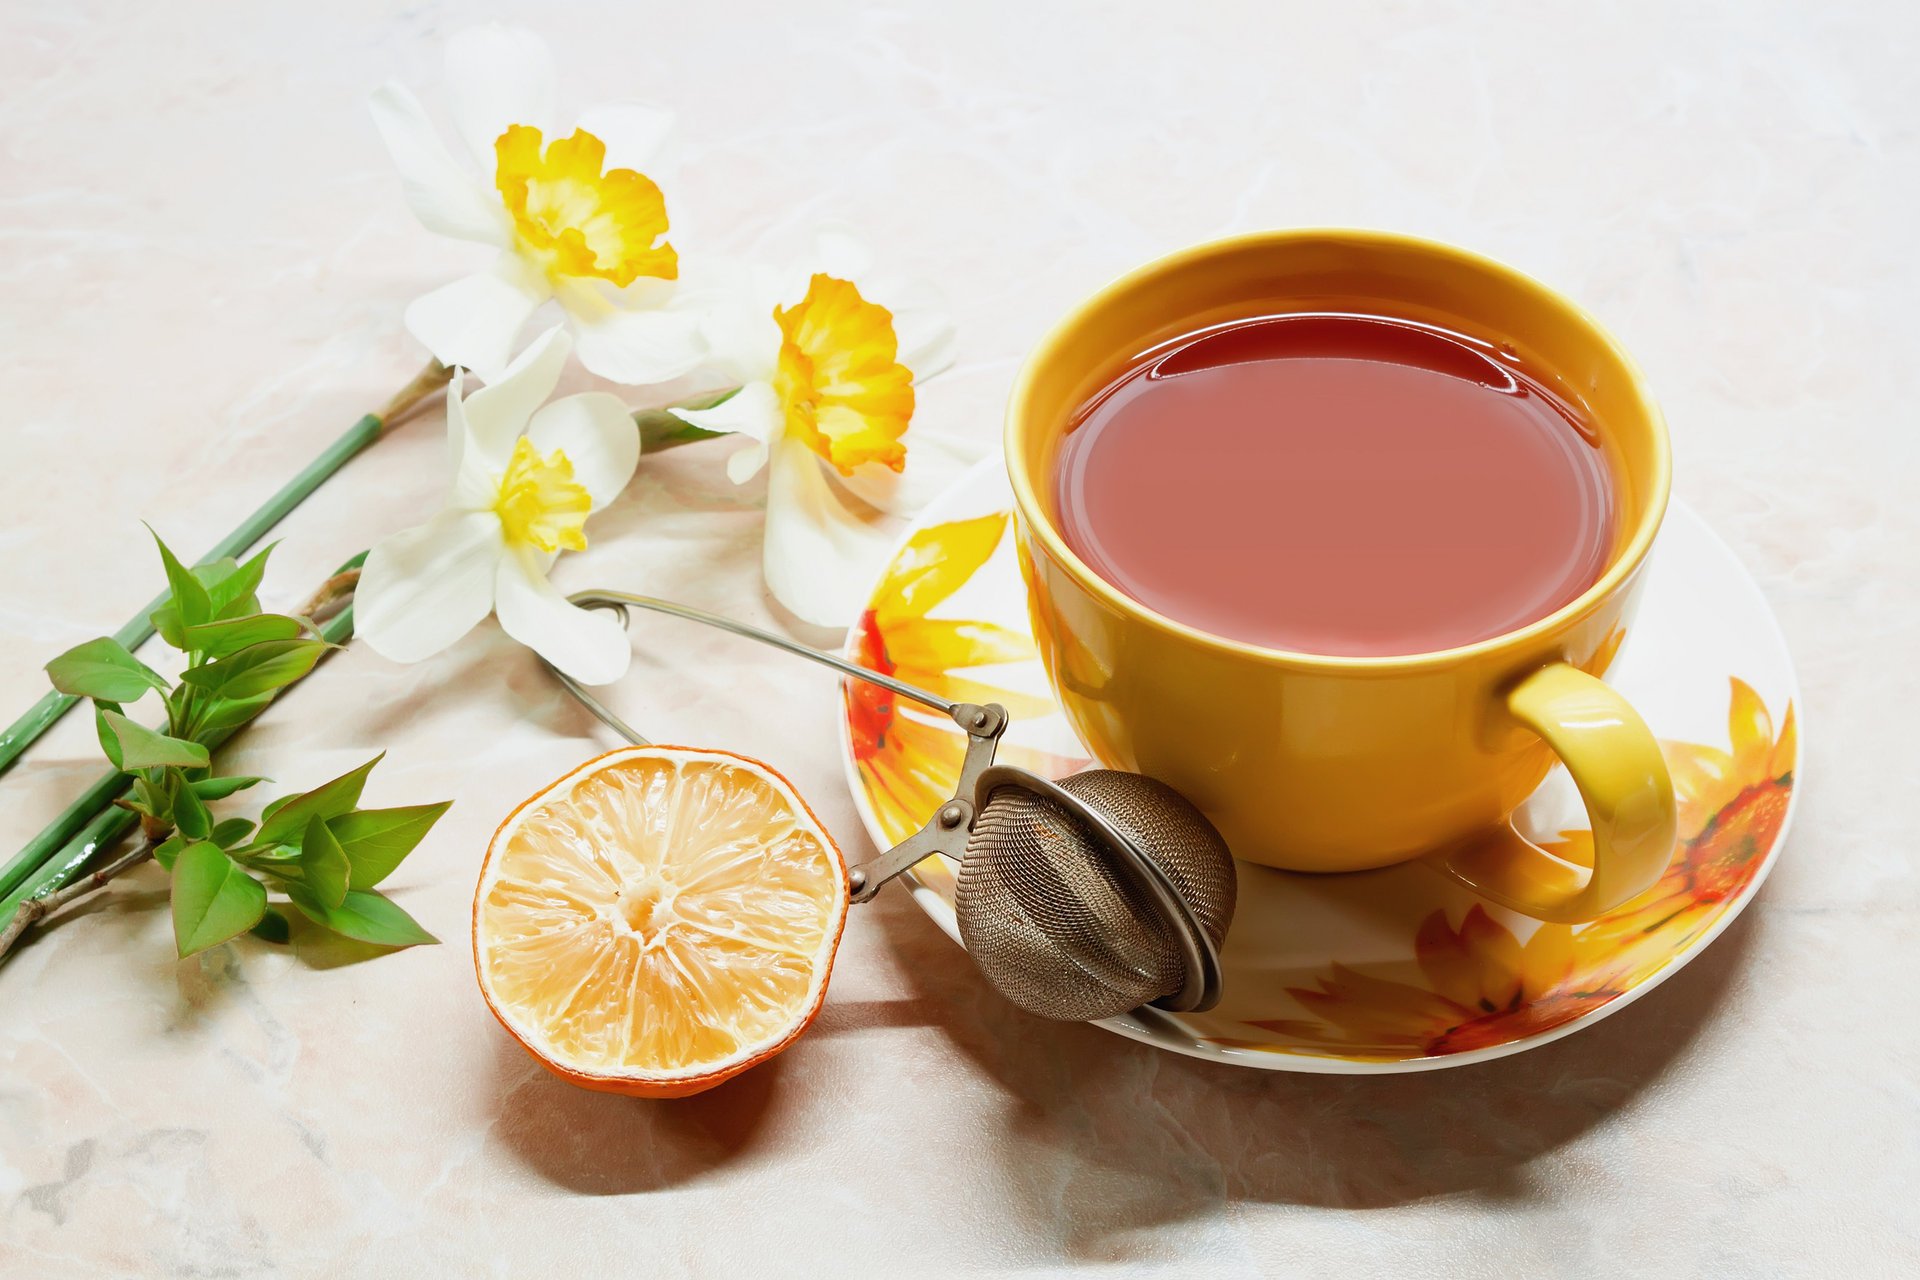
3, 1, 1915, 1275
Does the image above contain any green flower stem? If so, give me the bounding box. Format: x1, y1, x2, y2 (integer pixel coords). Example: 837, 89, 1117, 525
0, 561, 366, 936
0, 361, 449, 781
0, 808, 143, 947
633, 386, 736, 453
0, 771, 135, 902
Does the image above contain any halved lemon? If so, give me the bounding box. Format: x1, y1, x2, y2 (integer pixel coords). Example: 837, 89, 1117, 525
474, 746, 849, 1097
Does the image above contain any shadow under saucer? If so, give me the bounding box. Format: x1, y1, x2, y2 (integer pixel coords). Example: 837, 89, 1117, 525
862, 869, 1761, 1246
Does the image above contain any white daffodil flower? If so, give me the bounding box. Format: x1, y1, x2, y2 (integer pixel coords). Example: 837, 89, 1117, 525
666, 227, 967, 627
369, 24, 704, 385
356, 327, 638, 685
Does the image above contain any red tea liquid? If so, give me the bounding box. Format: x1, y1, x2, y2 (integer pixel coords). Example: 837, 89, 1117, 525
1052, 313, 1616, 657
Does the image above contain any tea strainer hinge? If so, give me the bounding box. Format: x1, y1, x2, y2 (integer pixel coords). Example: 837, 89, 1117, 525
847, 702, 1006, 902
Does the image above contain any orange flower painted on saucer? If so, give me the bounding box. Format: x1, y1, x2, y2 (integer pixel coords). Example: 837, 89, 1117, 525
1249, 907, 1630, 1059
1239, 677, 1796, 1060
848, 511, 1071, 847
1573, 678, 1796, 958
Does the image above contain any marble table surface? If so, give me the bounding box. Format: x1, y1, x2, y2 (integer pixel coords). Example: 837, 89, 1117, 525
3, 1, 1915, 1274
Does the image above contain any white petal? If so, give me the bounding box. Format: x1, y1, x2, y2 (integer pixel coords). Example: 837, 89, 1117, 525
367, 83, 507, 245
838, 427, 987, 515
676, 258, 784, 386
444, 23, 556, 165
610, 275, 679, 310
524, 392, 639, 508
356, 510, 504, 663
404, 258, 548, 382
494, 550, 632, 685
889, 279, 958, 382
557, 280, 708, 385
666, 380, 783, 485
726, 440, 772, 485
811, 222, 875, 280
573, 102, 675, 175
458, 323, 572, 474
442, 365, 485, 506
762, 440, 899, 628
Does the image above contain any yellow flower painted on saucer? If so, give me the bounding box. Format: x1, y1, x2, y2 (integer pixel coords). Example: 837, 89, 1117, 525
774, 274, 915, 476
494, 438, 591, 553
1247, 906, 1632, 1059
1573, 678, 1796, 960
1235, 675, 1797, 1061
494, 125, 678, 287
848, 512, 1077, 847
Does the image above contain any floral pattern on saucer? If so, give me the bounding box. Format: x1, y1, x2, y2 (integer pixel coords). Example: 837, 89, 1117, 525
843, 512, 1085, 880
1234, 682, 1796, 1061
837, 458, 1802, 1073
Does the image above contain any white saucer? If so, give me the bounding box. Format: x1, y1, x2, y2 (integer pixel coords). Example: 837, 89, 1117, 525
837, 458, 1800, 1073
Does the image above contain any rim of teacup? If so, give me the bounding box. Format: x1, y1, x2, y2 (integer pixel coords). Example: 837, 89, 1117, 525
1003, 227, 1673, 673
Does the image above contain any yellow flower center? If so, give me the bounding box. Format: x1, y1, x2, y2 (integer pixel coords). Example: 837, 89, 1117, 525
495, 438, 592, 553
772, 274, 914, 475
494, 125, 678, 287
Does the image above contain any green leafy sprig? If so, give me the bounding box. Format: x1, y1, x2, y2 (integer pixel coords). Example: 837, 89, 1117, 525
4, 533, 448, 961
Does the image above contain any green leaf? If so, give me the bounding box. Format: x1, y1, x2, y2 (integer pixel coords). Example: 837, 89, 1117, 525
189, 774, 267, 801
298, 816, 351, 908
193, 693, 274, 736
285, 886, 436, 948
148, 527, 211, 630
190, 556, 239, 591
151, 605, 188, 650
170, 842, 267, 957
120, 775, 169, 821
180, 638, 327, 701
99, 710, 209, 770
171, 771, 212, 839
46, 637, 168, 702
328, 802, 452, 890
211, 544, 275, 620
256, 754, 383, 847
153, 833, 186, 871
250, 906, 291, 945
210, 817, 256, 848
180, 613, 304, 660
95, 703, 125, 770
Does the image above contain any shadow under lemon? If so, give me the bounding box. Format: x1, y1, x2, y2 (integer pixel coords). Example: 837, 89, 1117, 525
487, 1031, 786, 1195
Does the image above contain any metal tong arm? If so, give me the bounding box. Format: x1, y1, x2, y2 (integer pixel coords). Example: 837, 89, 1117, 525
549, 589, 961, 747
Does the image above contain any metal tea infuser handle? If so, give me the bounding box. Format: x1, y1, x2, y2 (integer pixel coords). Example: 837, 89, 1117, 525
544, 588, 1224, 1013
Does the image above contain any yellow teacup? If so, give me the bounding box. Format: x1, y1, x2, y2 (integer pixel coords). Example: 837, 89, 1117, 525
1006, 229, 1676, 923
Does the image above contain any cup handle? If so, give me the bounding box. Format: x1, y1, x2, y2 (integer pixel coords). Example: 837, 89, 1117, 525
1436, 662, 1677, 923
